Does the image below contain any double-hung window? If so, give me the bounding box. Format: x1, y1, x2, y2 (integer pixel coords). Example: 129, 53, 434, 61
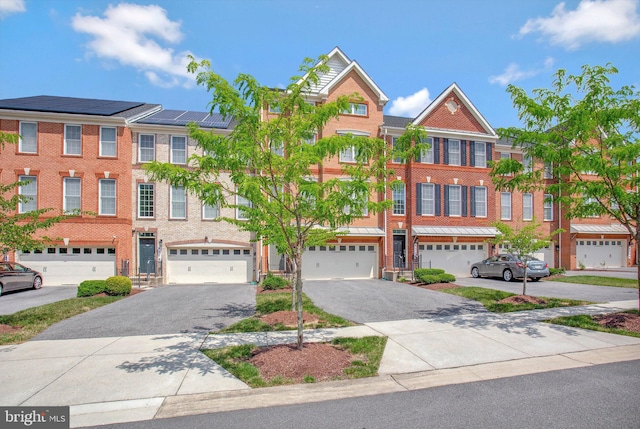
138, 183, 154, 218
63, 177, 81, 213
139, 134, 155, 163
501, 192, 512, 220
100, 127, 117, 157
19, 122, 37, 153
99, 179, 116, 216
447, 185, 462, 216
18, 175, 37, 213
474, 142, 486, 168
419, 137, 434, 163
392, 137, 403, 163
64, 125, 82, 155
170, 186, 186, 219
447, 139, 461, 166
203, 203, 219, 220
543, 162, 553, 179
544, 194, 553, 221
420, 183, 436, 216
523, 193, 533, 221
523, 154, 532, 173
339, 146, 356, 163
171, 136, 187, 164
392, 182, 405, 215
472, 186, 487, 217
342, 103, 367, 116
270, 140, 284, 157
236, 194, 252, 220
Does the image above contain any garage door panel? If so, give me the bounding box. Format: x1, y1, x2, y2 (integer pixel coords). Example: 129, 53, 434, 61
17, 249, 116, 286
576, 240, 625, 268
166, 249, 253, 284
302, 245, 377, 280
419, 244, 486, 277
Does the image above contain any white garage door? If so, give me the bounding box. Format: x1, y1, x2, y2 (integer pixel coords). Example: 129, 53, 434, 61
302, 244, 378, 280
17, 247, 116, 286
576, 239, 626, 268
166, 247, 252, 284
419, 243, 487, 277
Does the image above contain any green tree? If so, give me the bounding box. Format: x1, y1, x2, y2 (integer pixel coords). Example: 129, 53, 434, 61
487, 220, 563, 295
491, 64, 640, 308
145, 54, 425, 349
0, 132, 81, 255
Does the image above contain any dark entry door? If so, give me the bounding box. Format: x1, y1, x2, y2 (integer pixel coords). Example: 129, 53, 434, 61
139, 238, 156, 274
393, 234, 406, 268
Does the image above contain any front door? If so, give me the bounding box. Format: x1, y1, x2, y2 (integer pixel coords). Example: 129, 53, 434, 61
393, 234, 406, 268
139, 238, 156, 275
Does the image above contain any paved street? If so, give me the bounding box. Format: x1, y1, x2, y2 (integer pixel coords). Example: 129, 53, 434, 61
0, 286, 77, 315
33, 284, 256, 340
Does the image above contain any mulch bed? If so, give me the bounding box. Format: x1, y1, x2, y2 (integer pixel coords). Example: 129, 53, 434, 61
593, 313, 640, 332
409, 282, 460, 291
259, 310, 319, 327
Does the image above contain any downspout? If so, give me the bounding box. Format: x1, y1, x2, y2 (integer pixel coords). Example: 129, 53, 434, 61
382, 126, 388, 275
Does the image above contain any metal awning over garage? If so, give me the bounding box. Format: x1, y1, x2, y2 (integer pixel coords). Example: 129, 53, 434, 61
412, 226, 499, 237
571, 224, 630, 235
335, 227, 385, 237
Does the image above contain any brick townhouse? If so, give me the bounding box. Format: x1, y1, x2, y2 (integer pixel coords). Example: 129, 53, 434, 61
0, 96, 160, 285
0, 48, 633, 285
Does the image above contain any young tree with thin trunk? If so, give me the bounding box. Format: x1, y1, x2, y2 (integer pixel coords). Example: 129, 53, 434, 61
487, 220, 563, 295
145, 55, 426, 349
491, 64, 640, 309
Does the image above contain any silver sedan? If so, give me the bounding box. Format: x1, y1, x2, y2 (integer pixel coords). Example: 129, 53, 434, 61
470, 254, 550, 282
0, 262, 43, 296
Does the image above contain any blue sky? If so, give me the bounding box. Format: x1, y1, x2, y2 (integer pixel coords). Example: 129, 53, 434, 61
1, 0, 638, 129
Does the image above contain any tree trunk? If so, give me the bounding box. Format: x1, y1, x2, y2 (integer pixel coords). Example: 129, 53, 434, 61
290, 257, 296, 312
522, 264, 528, 296
295, 252, 304, 350
636, 237, 639, 312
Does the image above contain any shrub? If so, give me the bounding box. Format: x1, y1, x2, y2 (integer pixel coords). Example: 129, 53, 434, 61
261, 272, 290, 290
77, 280, 107, 297
414, 268, 445, 279
105, 276, 132, 296
549, 267, 566, 276
437, 273, 456, 283
419, 275, 440, 285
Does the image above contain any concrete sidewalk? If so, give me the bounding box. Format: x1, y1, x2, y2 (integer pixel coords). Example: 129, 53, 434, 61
1, 301, 639, 428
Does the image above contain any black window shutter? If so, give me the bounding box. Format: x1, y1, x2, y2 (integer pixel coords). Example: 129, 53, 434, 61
433, 138, 440, 164
487, 142, 493, 162
470, 186, 476, 217
462, 185, 468, 217
443, 139, 449, 165
461, 141, 467, 166
469, 141, 475, 167
435, 184, 441, 216
444, 185, 450, 216
416, 183, 422, 215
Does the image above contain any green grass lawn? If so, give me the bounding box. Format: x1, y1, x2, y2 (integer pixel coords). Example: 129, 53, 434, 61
440, 286, 591, 312
546, 310, 640, 338
0, 296, 123, 345
550, 275, 638, 288
201, 336, 387, 387
217, 292, 354, 333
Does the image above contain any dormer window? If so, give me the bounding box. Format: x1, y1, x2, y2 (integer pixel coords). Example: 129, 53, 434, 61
341, 103, 367, 116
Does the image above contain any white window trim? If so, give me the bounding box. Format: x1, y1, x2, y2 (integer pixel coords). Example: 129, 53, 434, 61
19, 122, 37, 153
392, 182, 406, 215
420, 137, 434, 163
170, 186, 187, 219
138, 134, 155, 163
339, 146, 357, 163
448, 139, 461, 166
138, 183, 155, 218
64, 124, 82, 156
474, 141, 486, 168
448, 184, 461, 217
475, 186, 487, 217
421, 183, 435, 216
100, 126, 117, 157
523, 193, 533, 221
501, 192, 512, 220
171, 135, 187, 164
342, 102, 367, 116
523, 154, 532, 173
202, 203, 219, 220
236, 194, 251, 220
544, 194, 553, 221
99, 179, 116, 216
18, 175, 37, 213
63, 177, 81, 213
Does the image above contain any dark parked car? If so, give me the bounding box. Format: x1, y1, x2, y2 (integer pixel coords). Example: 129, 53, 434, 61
0, 262, 43, 296
470, 254, 550, 282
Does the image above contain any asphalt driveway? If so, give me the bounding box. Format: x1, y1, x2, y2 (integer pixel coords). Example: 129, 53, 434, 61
34, 284, 256, 340
0, 286, 77, 315
303, 279, 487, 323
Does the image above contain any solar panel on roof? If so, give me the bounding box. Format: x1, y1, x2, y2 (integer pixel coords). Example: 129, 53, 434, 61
179, 111, 208, 122
147, 109, 185, 120
0, 96, 144, 116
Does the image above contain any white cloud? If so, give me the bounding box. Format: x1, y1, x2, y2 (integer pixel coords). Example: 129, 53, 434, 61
519, 0, 640, 50
0, 0, 25, 18
388, 88, 431, 117
72, 3, 199, 88
489, 57, 555, 86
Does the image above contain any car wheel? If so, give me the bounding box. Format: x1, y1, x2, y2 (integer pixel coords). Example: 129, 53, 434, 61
471, 267, 480, 278
0, 283, 3, 296
33, 276, 43, 290
503, 269, 513, 282
531, 277, 541, 282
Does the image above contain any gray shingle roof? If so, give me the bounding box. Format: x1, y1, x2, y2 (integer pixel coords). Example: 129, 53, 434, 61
383, 115, 412, 128
0, 95, 159, 118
